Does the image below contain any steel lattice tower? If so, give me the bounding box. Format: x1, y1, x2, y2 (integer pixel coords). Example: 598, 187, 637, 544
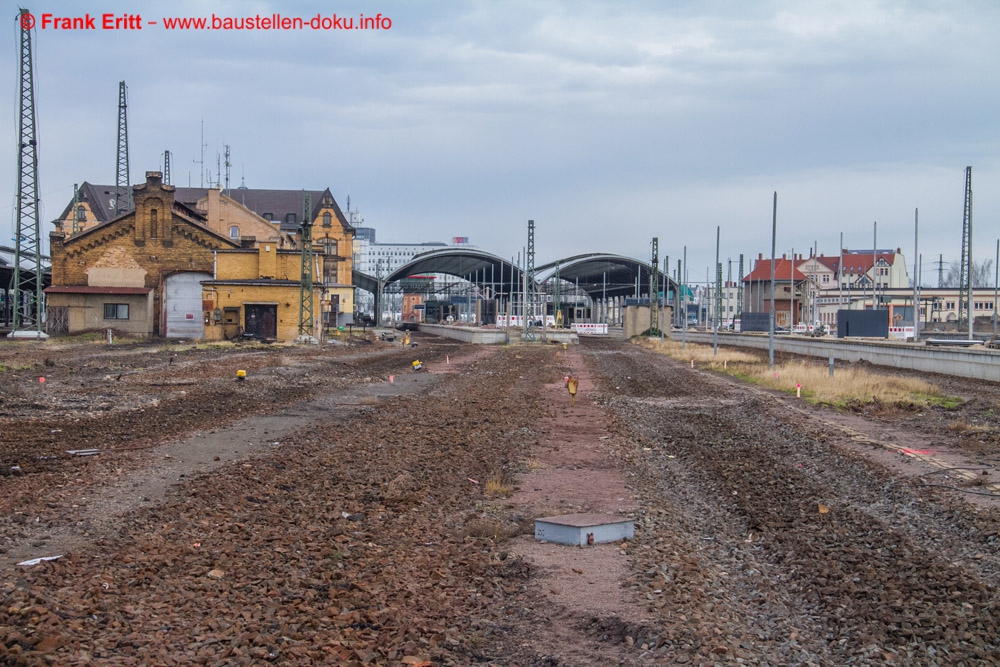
737, 254, 744, 319
70, 183, 80, 234
298, 193, 315, 337
958, 166, 972, 327
114, 81, 131, 216
11, 9, 44, 335
163, 150, 172, 185
224, 144, 231, 196
552, 263, 560, 326
649, 237, 658, 331
525, 220, 536, 338
715, 262, 723, 329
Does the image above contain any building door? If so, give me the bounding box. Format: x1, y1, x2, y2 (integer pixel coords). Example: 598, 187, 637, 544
46, 306, 69, 335
164, 272, 211, 339
245, 305, 277, 339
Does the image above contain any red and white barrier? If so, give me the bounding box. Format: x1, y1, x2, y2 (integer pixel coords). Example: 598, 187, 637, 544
888, 326, 914, 340
570, 323, 608, 335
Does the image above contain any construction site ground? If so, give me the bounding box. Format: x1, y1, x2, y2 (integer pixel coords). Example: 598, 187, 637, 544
2, 331, 1000, 666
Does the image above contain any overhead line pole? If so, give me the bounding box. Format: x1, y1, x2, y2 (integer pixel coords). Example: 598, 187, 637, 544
11, 8, 45, 338
769, 192, 777, 368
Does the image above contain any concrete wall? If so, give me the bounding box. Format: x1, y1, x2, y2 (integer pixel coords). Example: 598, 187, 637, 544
418, 323, 578, 345
624, 305, 670, 339
683, 331, 1000, 382
46, 293, 154, 335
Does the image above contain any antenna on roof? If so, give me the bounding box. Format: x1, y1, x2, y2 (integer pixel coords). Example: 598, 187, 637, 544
224, 144, 231, 196
193, 118, 206, 188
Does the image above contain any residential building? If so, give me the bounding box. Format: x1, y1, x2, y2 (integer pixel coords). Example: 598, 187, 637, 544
742, 255, 807, 328
743, 249, 909, 329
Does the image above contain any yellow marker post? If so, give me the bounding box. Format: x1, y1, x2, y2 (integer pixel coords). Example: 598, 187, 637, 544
236, 370, 247, 382
567, 377, 579, 406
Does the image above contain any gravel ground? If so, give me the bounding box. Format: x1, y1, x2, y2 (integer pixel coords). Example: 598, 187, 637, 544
1, 334, 999, 666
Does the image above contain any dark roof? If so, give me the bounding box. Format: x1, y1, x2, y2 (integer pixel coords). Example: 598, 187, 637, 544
44, 286, 151, 295
174, 187, 352, 233
54, 182, 126, 223
55, 183, 352, 234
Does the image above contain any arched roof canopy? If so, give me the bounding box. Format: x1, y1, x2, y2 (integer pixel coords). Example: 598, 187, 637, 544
353, 248, 524, 296
352, 269, 379, 295
353, 249, 676, 301
536, 253, 676, 300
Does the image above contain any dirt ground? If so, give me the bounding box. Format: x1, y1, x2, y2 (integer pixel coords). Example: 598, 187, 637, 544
2, 332, 1000, 666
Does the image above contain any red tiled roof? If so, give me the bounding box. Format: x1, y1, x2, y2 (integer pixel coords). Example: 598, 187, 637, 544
839, 253, 895, 273
743, 257, 807, 282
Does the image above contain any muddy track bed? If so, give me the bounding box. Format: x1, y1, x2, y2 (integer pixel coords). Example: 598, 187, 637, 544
1, 340, 554, 666
585, 338, 1000, 666
3, 335, 1000, 666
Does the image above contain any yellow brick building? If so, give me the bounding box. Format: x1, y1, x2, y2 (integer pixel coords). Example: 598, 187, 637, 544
46, 172, 240, 337
51, 177, 356, 340
201, 244, 335, 342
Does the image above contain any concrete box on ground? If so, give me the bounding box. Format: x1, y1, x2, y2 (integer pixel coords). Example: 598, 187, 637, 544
534, 513, 634, 546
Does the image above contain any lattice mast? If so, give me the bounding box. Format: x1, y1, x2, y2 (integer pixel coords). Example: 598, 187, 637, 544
163, 150, 171, 185
737, 254, 745, 321
11, 8, 44, 334
649, 237, 659, 332
958, 166, 972, 328
552, 263, 561, 326
114, 81, 131, 215
224, 144, 231, 196
526, 220, 536, 321
299, 193, 315, 337
70, 183, 80, 234
716, 261, 723, 330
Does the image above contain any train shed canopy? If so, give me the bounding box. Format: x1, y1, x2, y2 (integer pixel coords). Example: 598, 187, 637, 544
352, 248, 675, 301
353, 248, 524, 295
535, 253, 675, 300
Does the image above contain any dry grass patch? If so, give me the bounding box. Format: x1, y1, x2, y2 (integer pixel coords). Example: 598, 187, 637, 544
947, 419, 990, 434
461, 514, 531, 542
485, 470, 515, 497
636, 338, 960, 410
744, 360, 952, 409
635, 337, 763, 369
524, 458, 546, 471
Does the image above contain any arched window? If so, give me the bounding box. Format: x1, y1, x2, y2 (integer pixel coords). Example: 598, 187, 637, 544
76, 205, 86, 222
229, 225, 239, 239
323, 212, 332, 227
150, 209, 158, 238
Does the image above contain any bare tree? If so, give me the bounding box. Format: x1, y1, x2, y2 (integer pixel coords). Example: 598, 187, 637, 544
941, 259, 995, 288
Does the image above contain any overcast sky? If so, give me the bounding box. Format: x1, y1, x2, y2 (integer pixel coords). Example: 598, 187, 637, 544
3, 0, 998, 285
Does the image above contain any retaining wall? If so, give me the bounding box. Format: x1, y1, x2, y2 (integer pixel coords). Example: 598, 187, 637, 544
419, 323, 578, 345
682, 332, 1000, 382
